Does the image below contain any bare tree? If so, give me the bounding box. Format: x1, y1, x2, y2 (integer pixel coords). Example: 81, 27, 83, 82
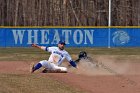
0, 0, 139, 26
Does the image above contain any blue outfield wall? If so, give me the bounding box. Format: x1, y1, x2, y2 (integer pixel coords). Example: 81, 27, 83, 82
0, 27, 140, 47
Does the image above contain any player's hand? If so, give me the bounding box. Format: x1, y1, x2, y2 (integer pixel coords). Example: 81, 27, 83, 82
75, 65, 79, 69
31, 44, 38, 47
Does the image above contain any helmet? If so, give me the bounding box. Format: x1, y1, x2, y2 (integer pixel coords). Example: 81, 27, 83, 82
58, 41, 66, 45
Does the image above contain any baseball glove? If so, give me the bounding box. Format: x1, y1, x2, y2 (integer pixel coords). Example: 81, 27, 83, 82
75, 51, 87, 63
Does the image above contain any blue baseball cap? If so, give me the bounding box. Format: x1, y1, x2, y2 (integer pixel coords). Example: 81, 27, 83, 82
58, 41, 66, 45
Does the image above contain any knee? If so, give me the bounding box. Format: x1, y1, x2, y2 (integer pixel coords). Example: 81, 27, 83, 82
39, 60, 47, 66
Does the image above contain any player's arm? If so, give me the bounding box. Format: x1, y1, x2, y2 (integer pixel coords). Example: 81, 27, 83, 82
31, 44, 47, 51
69, 60, 77, 68
65, 52, 78, 68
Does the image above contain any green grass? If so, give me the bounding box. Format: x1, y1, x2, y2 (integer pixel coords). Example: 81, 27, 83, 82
0, 48, 48, 61
0, 74, 85, 93
0, 47, 91, 93
0, 47, 140, 61
0, 47, 140, 93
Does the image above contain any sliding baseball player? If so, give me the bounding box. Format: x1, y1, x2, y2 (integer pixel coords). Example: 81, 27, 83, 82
31, 41, 78, 73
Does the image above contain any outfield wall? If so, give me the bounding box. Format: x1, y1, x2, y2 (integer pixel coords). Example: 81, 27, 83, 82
0, 27, 140, 47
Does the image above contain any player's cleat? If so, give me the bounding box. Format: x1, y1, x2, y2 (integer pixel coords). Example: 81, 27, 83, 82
30, 63, 35, 73
31, 66, 35, 73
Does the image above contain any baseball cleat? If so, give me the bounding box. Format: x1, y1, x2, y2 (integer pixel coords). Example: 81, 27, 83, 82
30, 62, 35, 73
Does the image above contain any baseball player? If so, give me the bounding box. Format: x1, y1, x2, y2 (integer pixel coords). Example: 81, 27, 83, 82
31, 41, 78, 73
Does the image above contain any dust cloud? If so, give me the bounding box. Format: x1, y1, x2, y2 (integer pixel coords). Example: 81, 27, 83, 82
69, 55, 140, 76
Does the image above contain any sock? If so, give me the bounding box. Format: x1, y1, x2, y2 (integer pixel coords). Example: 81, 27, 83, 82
33, 63, 42, 71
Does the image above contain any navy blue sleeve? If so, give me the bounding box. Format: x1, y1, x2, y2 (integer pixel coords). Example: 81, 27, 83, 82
69, 60, 77, 68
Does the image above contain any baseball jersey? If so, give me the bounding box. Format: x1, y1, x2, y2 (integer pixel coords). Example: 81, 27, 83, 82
43, 46, 72, 66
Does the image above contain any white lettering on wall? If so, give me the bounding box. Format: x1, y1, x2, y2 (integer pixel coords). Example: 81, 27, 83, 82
51, 30, 60, 44
84, 30, 94, 44
12, 29, 94, 46
73, 30, 83, 44
27, 30, 38, 44
12, 30, 25, 44
62, 30, 72, 44
41, 30, 49, 44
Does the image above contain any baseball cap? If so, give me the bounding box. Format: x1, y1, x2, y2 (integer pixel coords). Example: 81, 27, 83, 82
58, 41, 66, 45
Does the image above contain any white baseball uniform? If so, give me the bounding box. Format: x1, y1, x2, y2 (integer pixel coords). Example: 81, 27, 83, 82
39, 46, 72, 72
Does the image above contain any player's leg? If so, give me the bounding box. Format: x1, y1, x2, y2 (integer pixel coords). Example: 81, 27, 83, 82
49, 63, 68, 73
31, 60, 48, 73
31, 63, 42, 73
42, 63, 67, 73
56, 66, 67, 73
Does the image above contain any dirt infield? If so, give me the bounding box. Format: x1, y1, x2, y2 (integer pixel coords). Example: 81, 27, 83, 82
0, 55, 140, 93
